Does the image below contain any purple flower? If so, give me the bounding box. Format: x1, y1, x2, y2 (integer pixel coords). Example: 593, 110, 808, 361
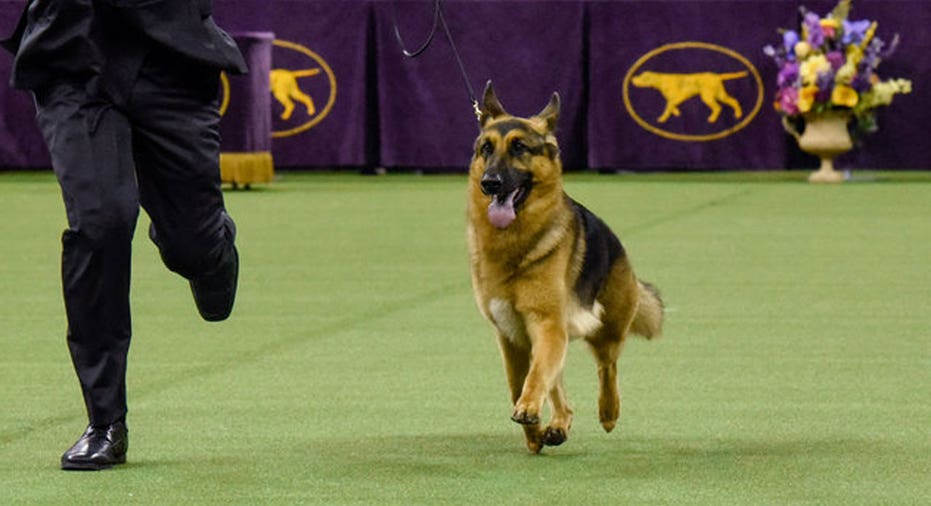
815, 72, 834, 102
777, 62, 800, 87
783, 30, 800, 60
804, 13, 824, 47
826, 51, 845, 71
842, 19, 871, 45
851, 70, 873, 92
862, 40, 882, 69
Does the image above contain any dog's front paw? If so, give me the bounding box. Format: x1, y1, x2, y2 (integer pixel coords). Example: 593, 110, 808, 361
511, 406, 540, 426
542, 426, 567, 446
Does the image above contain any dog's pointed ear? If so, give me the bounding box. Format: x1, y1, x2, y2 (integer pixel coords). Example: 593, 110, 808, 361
535, 92, 560, 132
480, 81, 507, 126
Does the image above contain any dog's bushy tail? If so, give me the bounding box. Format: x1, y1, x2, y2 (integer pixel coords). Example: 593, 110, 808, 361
631, 280, 664, 339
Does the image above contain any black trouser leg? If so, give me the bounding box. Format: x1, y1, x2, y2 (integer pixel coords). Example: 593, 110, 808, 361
129, 51, 237, 290
35, 83, 139, 426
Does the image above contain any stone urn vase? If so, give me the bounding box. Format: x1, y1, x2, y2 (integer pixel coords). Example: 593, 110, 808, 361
783, 111, 853, 183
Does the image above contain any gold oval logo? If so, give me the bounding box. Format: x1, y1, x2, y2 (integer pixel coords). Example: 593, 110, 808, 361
219, 71, 231, 116
270, 39, 337, 138
219, 39, 337, 138
622, 41, 763, 142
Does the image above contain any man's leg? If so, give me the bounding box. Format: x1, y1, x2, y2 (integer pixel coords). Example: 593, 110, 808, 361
34, 82, 137, 469
128, 51, 238, 321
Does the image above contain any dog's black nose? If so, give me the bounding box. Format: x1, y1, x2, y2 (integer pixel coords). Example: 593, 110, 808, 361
481, 172, 503, 195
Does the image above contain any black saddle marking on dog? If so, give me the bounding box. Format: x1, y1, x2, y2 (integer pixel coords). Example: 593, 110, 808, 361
570, 198, 626, 308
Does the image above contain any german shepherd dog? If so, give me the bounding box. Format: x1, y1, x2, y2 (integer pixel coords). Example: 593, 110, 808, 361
467, 82, 664, 453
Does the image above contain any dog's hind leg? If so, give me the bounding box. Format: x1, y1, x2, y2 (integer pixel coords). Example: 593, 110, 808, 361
587, 264, 638, 433
587, 333, 626, 433
496, 333, 544, 453
542, 373, 573, 447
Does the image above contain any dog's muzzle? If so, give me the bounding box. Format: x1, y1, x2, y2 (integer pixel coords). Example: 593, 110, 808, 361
480, 168, 531, 229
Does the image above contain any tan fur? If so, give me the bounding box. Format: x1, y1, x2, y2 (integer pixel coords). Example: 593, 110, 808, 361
467, 83, 664, 453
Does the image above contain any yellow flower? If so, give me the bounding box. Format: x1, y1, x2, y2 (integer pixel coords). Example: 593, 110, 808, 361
835, 62, 857, 84
870, 79, 913, 107
859, 79, 912, 110
861, 21, 878, 49
795, 41, 812, 60
845, 45, 863, 67
800, 54, 830, 85
831, 85, 859, 107
797, 85, 819, 113
893, 78, 913, 94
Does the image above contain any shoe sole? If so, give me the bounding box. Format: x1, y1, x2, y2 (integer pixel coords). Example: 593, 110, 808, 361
61, 456, 126, 471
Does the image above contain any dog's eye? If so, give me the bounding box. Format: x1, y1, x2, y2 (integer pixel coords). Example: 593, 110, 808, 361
510, 140, 528, 156
480, 140, 494, 158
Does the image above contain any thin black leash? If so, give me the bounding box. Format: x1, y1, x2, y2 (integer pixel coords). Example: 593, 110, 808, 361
391, 0, 482, 121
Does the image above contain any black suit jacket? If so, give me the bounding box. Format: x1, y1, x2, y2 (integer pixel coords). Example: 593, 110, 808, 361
1, 0, 247, 90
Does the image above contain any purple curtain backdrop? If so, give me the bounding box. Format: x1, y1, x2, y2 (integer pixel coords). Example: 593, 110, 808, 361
375, 1, 587, 170
2, 0, 930, 171
220, 32, 274, 153
212, 0, 374, 167
589, 1, 789, 170
0, 1, 50, 169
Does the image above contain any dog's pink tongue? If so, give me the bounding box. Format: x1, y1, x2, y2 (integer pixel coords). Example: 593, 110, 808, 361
487, 191, 517, 229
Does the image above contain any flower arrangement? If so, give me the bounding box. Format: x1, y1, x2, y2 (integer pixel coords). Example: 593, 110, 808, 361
764, 0, 912, 137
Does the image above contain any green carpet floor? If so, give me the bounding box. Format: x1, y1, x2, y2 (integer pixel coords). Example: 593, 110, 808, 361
0, 171, 928, 504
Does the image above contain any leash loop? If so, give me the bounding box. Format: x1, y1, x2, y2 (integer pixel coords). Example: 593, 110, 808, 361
391, 0, 481, 122
391, 0, 440, 57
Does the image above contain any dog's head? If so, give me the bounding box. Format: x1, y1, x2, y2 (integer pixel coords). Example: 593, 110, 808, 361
631, 71, 658, 88
469, 81, 562, 230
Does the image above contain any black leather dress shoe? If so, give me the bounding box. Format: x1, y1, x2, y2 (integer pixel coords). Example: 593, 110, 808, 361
190, 246, 239, 322
61, 421, 128, 471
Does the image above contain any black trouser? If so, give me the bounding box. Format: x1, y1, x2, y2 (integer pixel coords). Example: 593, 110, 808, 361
34, 51, 237, 426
